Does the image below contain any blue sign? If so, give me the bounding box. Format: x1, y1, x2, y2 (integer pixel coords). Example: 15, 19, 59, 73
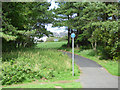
71, 33, 75, 38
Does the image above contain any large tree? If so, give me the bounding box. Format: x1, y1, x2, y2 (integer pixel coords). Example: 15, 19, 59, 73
2, 2, 53, 51
52, 2, 76, 47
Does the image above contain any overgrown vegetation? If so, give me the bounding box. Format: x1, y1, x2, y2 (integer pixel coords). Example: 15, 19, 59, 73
1, 47, 80, 85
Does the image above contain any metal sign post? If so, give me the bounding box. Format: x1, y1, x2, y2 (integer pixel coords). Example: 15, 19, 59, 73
71, 33, 75, 76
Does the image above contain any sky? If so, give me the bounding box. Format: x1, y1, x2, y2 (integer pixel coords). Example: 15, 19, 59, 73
48, 0, 58, 10
45, 24, 67, 33
45, 0, 67, 33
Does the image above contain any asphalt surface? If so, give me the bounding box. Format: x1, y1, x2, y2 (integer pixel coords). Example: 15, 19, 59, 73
63, 51, 118, 88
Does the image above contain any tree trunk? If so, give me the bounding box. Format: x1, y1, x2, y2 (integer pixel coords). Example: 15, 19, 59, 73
94, 40, 97, 51
75, 13, 80, 48
91, 42, 94, 49
71, 29, 73, 47
67, 15, 70, 47
67, 27, 70, 47
75, 29, 79, 48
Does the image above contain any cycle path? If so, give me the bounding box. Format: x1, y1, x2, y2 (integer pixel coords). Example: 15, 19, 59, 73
63, 51, 118, 88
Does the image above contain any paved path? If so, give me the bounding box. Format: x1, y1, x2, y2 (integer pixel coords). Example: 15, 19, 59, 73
63, 51, 118, 88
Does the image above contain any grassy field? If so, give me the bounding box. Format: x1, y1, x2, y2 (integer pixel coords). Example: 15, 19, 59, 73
46, 36, 67, 42
36, 41, 67, 49
2, 41, 81, 88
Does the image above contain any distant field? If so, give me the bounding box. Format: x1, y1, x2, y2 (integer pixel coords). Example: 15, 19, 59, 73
36, 41, 67, 49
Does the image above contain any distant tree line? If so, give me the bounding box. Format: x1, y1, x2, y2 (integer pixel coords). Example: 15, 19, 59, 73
53, 2, 120, 60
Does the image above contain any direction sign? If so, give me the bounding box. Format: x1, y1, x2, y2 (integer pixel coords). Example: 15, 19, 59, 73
71, 33, 75, 38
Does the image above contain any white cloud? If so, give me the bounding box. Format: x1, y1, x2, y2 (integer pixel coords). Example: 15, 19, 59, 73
45, 24, 68, 33
47, 0, 51, 2
46, 1, 67, 34
49, 0, 58, 10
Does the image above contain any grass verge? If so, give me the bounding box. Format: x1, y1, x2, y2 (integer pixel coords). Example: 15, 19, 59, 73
3, 81, 82, 88
76, 49, 119, 76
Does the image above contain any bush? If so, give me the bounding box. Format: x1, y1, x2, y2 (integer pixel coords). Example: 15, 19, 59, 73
97, 46, 113, 60
79, 45, 91, 50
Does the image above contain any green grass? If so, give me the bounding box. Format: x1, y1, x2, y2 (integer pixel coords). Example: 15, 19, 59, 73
46, 37, 59, 42
36, 41, 67, 49
2, 41, 81, 87
3, 82, 82, 88
46, 36, 67, 42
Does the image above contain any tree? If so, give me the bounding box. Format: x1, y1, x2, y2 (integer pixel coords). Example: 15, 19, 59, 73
53, 2, 76, 47
54, 2, 119, 60
74, 2, 119, 60
2, 2, 53, 51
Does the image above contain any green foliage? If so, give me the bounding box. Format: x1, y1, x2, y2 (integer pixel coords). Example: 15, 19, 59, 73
2, 2, 53, 51
2, 48, 80, 85
54, 2, 119, 60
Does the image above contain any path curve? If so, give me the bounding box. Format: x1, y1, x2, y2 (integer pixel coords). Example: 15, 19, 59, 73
63, 51, 118, 88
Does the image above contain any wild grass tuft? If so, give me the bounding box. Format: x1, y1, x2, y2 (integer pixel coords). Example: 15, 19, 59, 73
2, 47, 80, 85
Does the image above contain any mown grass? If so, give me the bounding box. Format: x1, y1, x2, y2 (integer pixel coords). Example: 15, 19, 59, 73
2, 41, 81, 88
46, 36, 67, 42
36, 41, 67, 49
76, 49, 119, 76
3, 82, 82, 88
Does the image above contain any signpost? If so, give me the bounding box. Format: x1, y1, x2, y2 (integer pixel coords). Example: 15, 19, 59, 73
71, 33, 75, 76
